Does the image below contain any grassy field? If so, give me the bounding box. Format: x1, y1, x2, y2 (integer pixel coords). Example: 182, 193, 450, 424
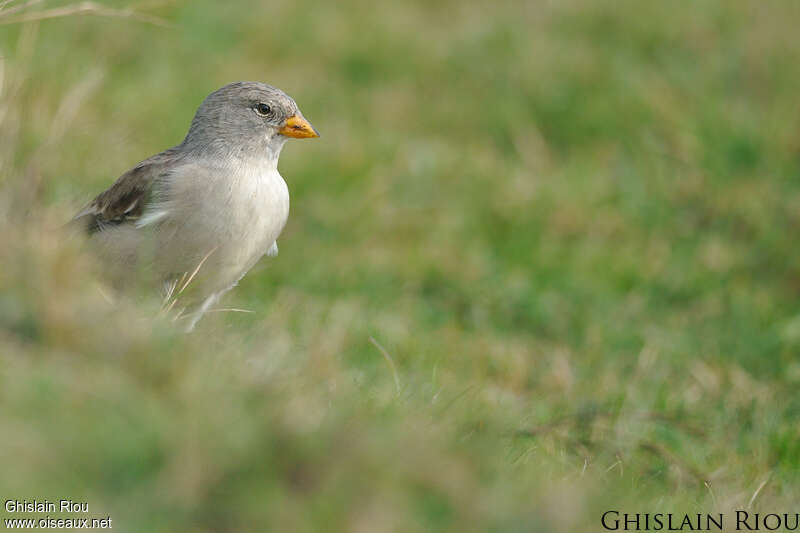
2, 0, 800, 531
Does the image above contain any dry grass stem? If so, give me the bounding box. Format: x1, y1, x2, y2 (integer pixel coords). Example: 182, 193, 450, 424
176, 247, 217, 296
0, 1, 170, 26
0, 0, 44, 18
747, 475, 770, 509
369, 335, 401, 394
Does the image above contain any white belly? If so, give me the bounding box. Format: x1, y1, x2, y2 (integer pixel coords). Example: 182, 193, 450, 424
149, 162, 290, 295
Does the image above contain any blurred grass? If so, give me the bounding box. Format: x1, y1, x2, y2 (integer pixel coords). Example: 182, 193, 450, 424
2, 0, 800, 531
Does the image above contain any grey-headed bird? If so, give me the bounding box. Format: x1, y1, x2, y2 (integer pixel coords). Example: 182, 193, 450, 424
73, 81, 319, 330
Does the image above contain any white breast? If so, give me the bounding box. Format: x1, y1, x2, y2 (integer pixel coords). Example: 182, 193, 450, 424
143, 158, 290, 294
223, 165, 290, 266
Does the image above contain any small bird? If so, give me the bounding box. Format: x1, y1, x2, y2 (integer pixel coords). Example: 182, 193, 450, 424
73, 81, 319, 330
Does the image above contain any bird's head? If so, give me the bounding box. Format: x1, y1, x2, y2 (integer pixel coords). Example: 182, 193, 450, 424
183, 81, 319, 161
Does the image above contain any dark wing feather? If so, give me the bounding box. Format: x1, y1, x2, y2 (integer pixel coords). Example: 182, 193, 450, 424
73, 147, 182, 234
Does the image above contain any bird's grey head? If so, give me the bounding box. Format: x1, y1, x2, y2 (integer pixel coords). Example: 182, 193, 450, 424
182, 81, 318, 162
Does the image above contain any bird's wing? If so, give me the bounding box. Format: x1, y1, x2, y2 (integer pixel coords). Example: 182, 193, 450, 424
73, 147, 182, 234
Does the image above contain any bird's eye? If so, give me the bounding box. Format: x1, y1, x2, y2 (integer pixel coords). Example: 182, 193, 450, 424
255, 103, 271, 116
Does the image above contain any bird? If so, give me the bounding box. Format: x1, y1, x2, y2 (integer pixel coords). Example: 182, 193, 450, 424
72, 81, 319, 330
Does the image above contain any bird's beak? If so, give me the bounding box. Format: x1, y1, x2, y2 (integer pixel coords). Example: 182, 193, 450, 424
279, 114, 320, 138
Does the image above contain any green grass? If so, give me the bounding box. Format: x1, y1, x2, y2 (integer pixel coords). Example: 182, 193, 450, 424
2, 0, 800, 531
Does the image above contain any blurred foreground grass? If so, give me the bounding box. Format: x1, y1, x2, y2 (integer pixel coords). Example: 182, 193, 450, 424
2, 0, 800, 531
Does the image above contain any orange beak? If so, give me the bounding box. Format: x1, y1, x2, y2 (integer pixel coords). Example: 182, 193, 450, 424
279, 114, 319, 138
